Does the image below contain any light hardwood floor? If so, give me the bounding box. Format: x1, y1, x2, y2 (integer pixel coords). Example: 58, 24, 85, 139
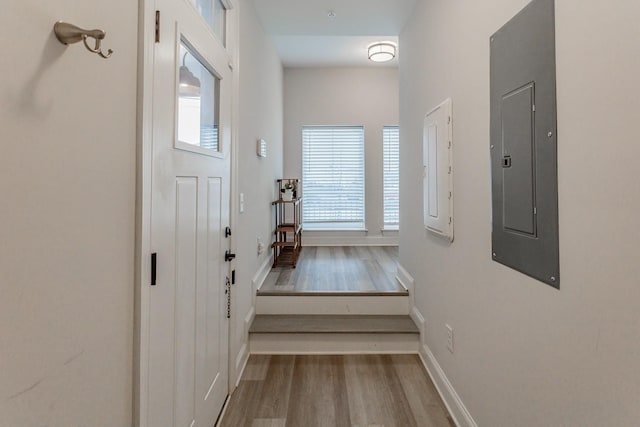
218, 354, 453, 427
259, 246, 405, 294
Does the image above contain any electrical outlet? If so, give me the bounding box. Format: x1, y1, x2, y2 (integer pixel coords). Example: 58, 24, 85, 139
446, 324, 454, 353
257, 238, 265, 255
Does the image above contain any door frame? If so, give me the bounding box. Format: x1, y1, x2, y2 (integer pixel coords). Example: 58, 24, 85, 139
134, 1, 240, 425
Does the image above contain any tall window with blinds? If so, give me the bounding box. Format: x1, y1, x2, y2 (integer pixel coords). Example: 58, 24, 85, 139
383, 126, 400, 228
302, 126, 365, 228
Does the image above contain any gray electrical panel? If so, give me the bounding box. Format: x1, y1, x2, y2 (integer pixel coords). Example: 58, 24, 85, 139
490, 0, 559, 288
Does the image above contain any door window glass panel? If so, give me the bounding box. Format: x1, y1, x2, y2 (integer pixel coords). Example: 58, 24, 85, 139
190, 0, 226, 45
177, 40, 220, 152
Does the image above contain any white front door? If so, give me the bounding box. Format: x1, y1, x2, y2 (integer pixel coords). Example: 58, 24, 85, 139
147, 0, 233, 425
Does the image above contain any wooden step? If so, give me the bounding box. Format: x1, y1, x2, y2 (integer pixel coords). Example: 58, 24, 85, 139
249, 314, 419, 354
250, 314, 419, 334
255, 293, 409, 315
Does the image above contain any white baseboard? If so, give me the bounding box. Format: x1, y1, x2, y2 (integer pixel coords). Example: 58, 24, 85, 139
229, 258, 269, 391
244, 307, 256, 341
252, 255, 273, 293
233, 306, 255, 386
233, 342, 249, 388
302, 233, 399, 246
412, 307, 477, 427
396, 263, 415, 311
410, 306, 425, 345
396, 263, 414, 290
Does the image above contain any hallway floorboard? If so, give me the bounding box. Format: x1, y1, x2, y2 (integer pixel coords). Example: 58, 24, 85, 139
259, 246, 405, 295
218, 354, 453, 427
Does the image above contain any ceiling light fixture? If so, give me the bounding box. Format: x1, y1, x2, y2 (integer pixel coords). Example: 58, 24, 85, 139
179, 51, 201, 96
368, 41, 396, 63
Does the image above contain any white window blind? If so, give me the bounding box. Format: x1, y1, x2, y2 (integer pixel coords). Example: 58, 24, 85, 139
383, 126, 400, 227
302, 126, 365, 226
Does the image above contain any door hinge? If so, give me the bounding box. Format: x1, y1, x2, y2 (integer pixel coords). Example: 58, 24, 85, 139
225, 277, 231, 319
225, 226, 232, 238
151, 253, 157, 286
155, 10, 160, 43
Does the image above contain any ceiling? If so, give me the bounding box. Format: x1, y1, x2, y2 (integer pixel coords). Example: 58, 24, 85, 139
251, 0, 417, 67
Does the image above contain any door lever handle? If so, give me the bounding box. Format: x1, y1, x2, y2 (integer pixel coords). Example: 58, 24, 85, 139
151, 253, 157, 286
225, 250, 236, 262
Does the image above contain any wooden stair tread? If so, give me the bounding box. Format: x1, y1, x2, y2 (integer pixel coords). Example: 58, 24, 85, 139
249, 314, 419, 334
256, 290, 409, 296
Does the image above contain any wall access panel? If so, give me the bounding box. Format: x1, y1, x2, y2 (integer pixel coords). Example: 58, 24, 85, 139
424, 98, 454, 242
490, 0, 559, 288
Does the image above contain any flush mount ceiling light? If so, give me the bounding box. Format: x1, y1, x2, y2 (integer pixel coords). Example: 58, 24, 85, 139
368, 41, 396, 63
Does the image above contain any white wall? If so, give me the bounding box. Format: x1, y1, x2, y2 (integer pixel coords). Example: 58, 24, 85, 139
0, 1, 137, 426
231, 0, 283, 380
400, 0, 640, 426
284, 67, 399, 246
